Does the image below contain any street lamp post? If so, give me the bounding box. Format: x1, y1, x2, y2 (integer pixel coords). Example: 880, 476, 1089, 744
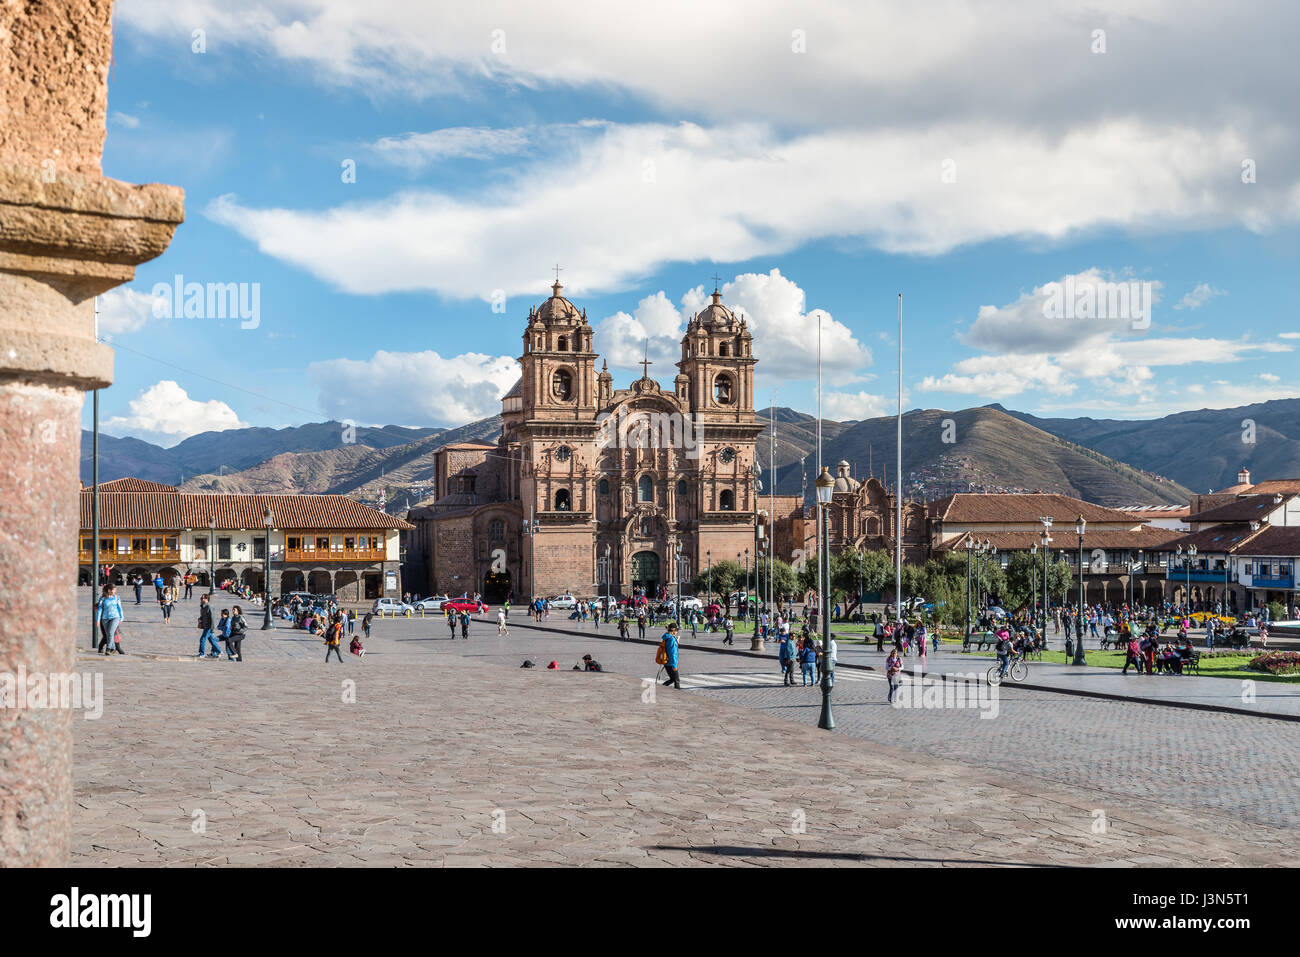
706, 550, 712, 610
965, 537, 974, 639
1074, 514, 1087, 666
857, 550, 863, 620
604, 543, 612, 623
207, 517, 216, 595
261, 507, 274, 629
815, 466, 835, 730
1031, 542, 1039, 629
674, 542, 682, 623
1039, 524, 1052, 646
522, 510, 539, 608
1187, 544, 1197, 614
743, 548, 750, 623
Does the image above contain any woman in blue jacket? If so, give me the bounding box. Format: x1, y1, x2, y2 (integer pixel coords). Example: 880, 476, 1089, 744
799, 638, 818, 686
94, 583, 125, 655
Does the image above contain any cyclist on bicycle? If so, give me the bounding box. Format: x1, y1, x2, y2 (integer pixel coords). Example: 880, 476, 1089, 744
994, 627, 1013, 678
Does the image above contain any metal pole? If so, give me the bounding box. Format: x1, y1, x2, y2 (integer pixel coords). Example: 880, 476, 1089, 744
262, 521, 273, 629
966, 546, 972, 639
91, 383, 100, 649
1075, 531, 1086, 665
530, 505, 536, 605
895, 292, 902, 628
817, 498, 835, 730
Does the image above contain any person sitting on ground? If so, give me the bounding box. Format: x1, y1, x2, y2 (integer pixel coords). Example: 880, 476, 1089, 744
581, 654, 602, 672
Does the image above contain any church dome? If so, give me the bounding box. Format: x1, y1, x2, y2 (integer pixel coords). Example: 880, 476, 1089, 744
693, 289, 741, 330
535, 281, 582, 324
833, 460, 859, 493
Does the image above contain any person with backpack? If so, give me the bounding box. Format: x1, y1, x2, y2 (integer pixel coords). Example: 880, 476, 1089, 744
460, 610, 470, 639
228, 605, 248, 661
779, 633, 796, 686
216, 608, 235, 660
325, 612, 344, 662
658, 622, 681, 689
618, 614, 629, 640
886, 644, 903, 703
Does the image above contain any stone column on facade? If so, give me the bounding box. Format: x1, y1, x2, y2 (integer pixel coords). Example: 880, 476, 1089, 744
0, 1, 184, 865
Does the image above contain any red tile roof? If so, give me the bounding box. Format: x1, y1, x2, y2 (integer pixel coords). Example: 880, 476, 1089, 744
88, 478, 179, 493
938, 526, 1182, 553
929, 493, 1138, 525
1234, 526, 1300, 557
80, 490, 412, 531
1247, 479, 1300, 495
1191, 494, 1295, 524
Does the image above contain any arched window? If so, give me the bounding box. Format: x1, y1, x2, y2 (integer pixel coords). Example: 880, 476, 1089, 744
598, 478, 610, 496
713, 373, 733, 405
557, 336, 568, 352
554, 488, 571, 511
551, 368, 573, 400
638, 475, 654, 503
720, 489, 735, 511
489, 519, 504, 541
676, 479, 687, 497
719, 341, 729, 357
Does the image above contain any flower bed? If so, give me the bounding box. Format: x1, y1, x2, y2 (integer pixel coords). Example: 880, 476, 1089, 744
1248, 651, 1300, 676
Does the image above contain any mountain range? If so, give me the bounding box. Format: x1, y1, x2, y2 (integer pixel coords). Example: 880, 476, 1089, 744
81, 395, 1300, 510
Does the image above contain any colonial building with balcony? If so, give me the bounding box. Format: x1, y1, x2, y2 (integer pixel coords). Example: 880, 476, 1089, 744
80, 478, 411, 601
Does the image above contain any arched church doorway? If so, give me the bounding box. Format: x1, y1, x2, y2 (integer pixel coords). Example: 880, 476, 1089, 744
483, 571, 511, 604
631, 550, 660, 597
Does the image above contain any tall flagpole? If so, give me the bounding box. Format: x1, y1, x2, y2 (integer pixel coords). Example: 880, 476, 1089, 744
769, 390, 776, 617
91, 296, 101, 649
816, 314, 822, 611
895, 293, 902, 626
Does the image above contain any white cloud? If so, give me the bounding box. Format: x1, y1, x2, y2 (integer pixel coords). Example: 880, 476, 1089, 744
109, 111, 141, 129
307, 350, 520, 427
96, 287, 169, 337
823, 391, 894, 421
1174, 283, 1226, 310
367, 126, 530, 170
1279, 332, 1300, 340
205, 116, 1298, 301
104, 380, 248, 446
1260, 372, 1281, 382
593, 270, 871, 385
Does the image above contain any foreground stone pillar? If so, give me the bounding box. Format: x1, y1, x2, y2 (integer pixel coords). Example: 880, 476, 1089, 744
0, 0, 183, 865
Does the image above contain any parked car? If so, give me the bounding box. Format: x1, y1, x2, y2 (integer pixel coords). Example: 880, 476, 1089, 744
412, 595, 450, 611
444, 598, 489, 615
666, 596, 704, 611
372, 597, 413, 616
547, 594, 577, 610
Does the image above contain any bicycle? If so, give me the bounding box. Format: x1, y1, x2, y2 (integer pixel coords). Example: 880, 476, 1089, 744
987, 653, 1027, 686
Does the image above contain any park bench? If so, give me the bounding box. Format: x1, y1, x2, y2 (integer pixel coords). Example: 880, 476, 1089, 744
1098, 631, 1124, 650
1183, 651, 1201, 676
962, 631, 998, 652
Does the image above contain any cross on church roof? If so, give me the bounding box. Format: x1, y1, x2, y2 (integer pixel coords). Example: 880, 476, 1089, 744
640, 338, 653, 379
553, 263, 563, 283
710, 273, 723, 291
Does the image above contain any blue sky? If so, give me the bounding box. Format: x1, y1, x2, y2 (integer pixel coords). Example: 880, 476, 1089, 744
91, 1, 1300, 446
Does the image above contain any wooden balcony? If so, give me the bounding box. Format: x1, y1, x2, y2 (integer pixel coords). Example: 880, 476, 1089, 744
80, 549, 181, 564
283, 547, 388, 563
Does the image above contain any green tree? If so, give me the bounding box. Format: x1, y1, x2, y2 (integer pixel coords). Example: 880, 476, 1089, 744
1046, 558, 1073, 606
692, 559, 741, 604
1003, 551, 1038, 611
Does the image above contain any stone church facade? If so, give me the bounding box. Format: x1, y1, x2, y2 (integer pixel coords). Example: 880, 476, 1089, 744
406, 280, 809, 601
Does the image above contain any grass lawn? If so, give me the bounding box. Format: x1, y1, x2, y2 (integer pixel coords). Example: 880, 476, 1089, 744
963, 649, 1300, 683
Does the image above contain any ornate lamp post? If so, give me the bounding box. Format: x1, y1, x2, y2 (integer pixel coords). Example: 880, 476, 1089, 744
815, 466, 835, 730
604, 543, 612, 622
207, 516, 216, 595
1187, 544, 1197, 614
1040, 525, 1052, 646
1074, 514, 1087, 665
743, 548, 750, 623
522, 510, 539, 605
706, 549, 712, 610
674, 542, 683, 623
1031, 542, 1039, 628
261, 507, 274, 629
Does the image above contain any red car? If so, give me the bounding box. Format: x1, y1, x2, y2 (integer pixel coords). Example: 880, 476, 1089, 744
444, 598, 489, 615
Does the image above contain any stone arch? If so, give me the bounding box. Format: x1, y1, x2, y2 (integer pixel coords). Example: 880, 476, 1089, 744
554, 488, 572, 511
362, 571, 382, 600
280, 569, 306, 593
157, 567, 180, 587
719, 488, 735, 511
240, 567, 265, 592
308, 569, 333, 595
214, 567, 236, 587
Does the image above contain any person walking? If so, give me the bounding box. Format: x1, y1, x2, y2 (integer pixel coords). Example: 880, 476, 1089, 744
1122, 634, 1142, 675
161, 584, 175, 624
799, 637, 817, 686
779, 632, 796, 686
618, 613, 629, 640
132, 574, 143, 605
446, 609, 457, 639
659, 622, 681, 689
497, 608, 509, 636
886, 645, 903, 704
228, 605, 247, 661
460, 610, 470, 639
196, 593, 221, 658
95, 583, 125, 655
183, 572, 193, 600
325, 612, 344, 662
216, 608, 235, 660
637, 609, 647, 641
722, 614, 734, 646
362, 612, 373, 641
153, 573, 165, 603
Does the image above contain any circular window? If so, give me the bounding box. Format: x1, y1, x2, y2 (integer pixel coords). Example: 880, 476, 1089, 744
719, 447, 735, 464
551, 368, 573, 400
555, 445, 572, 462
713, 373, 734, 405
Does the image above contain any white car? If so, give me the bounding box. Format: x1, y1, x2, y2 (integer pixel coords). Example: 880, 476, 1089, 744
372, 597, 413, 616
412, 595, 450, 611
547, 594, 577, 609
669, 596, 704, 611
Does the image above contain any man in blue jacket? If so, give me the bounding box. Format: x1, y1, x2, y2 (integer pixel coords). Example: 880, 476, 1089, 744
660, 622, 681, 689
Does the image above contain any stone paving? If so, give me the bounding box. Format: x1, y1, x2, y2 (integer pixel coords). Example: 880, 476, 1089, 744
69, 594, 1296, 865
